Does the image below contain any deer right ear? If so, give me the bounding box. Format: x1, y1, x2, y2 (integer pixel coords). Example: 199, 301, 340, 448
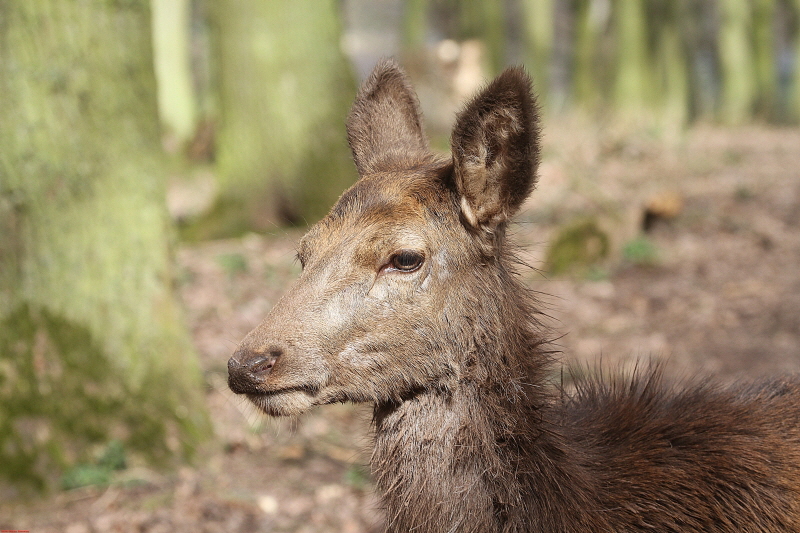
451, 67, 540, 232
346, 59, 430, 175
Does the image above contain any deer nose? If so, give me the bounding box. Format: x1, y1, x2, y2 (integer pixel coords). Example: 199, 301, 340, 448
227, 347, 282, 394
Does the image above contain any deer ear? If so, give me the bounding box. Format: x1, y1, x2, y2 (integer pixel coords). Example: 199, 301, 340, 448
451, 67, 540, 231
346, 59, 430, 175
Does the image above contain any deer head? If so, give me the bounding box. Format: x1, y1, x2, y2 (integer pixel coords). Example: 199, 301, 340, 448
228, 59, 540, 416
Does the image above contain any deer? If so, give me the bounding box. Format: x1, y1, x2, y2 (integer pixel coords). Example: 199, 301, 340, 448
227, 59, 800, 532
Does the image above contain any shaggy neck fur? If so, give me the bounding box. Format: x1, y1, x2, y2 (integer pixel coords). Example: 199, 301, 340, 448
371, 254, 607, 533
368, 252, 800, 532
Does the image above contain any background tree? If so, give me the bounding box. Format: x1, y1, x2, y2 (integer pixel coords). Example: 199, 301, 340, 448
790, 0, 800, 121
522, 0, 555, 107
0, 0, 209, 490
718, 0, 757, 124
651, 0, 690, 128
751, 0, 776, 119
403, 0, 430, 53
152, 0, 198, 144
204, 0, 357, 237
613, 0, 653, 115
571, 0, 607, 111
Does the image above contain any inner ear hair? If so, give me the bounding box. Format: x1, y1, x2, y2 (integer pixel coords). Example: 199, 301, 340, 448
346, 59, 430, 175
451, 67, 541, 233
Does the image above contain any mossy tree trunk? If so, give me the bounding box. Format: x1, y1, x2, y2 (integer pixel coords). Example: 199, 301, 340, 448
613, 0, 653, 115
652, 0, 690, 128
717, 0, 756, 124
152, 0, 198, 143
522, 0, 554, 107
572, 0, 605, 111
751, 0, 776, 119
402, 0, 430, 54
793, 0, 800, 121
207, 0, 356, 237
448, 0, 506, 76
0, 0, 209, 491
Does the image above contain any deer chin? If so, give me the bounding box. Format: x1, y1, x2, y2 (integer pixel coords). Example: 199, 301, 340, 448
247, 387, 319, 417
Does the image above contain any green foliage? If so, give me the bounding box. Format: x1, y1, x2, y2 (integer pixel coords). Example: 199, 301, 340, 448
98, 440, 127, 471
61, 440, 127, 490
61, 465, 111, 490
622, 236, 659, 265
546, 219, 610, 275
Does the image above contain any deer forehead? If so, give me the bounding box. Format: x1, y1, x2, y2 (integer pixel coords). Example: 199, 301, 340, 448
299, 171, 455, 262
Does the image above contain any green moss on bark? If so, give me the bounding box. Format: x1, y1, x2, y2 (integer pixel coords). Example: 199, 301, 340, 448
211, 0, 357, 232
0, 305, 204, 490
0, 0, 209, 492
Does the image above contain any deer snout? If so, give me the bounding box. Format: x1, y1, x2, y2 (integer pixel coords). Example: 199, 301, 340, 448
227, 346, 282, 394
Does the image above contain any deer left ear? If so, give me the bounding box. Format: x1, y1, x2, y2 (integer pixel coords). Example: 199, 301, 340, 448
451, 67, 540, 232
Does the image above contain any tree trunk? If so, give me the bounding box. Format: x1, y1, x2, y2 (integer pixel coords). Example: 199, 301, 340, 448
613, 0, 653, 115
455, 1, 506, 76
572, 0, 605, 111
521, 0, 554, 107
208, 0, 357, 236
152, 0, 198, 144
0, 0, 209, 491
402, 0, 429, 54
751, 0, 776, 119
653, 1, 689, 128
789, 0, 800, 121
718, 0, 756, 124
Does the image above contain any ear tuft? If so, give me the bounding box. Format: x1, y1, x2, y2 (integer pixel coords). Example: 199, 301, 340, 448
346, 59, 430, 175
451, 67, 540, 231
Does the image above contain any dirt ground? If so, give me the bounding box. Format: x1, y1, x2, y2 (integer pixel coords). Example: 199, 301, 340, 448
3, 123, 800, 532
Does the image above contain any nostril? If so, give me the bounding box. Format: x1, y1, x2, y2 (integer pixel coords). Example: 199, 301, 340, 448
228, 346, 283, 394
249, 356, 270, 375
248, 352, 280, 376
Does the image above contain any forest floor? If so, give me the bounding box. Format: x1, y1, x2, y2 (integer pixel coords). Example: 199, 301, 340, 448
4, 122, 800, 532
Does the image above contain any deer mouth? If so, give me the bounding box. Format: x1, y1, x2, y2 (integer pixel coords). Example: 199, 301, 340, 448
245, 385, 320, 417
246, 384, 316, 399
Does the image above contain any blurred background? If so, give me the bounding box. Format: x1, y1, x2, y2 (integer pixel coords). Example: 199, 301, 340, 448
1, 0, 800, 531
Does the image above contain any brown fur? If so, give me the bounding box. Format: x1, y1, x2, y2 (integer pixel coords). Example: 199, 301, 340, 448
228, 59, 800, 532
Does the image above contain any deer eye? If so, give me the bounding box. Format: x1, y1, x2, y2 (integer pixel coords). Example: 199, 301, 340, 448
389, 250, 424, 272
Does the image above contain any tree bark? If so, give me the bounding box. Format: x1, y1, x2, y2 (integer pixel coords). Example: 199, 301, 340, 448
751, 0, 776, 120
572, 0, 606, 111
522, 0, 554, 107
718, 0, 756, 125
0, 0, 209, 491
402, 0, 429, 54
454, 1, 506, 76
209, 0, 356, 235
653, 1, 689, 128
789, 0, 800, 121
152, 0, 198, 143
613, 0, 653, 115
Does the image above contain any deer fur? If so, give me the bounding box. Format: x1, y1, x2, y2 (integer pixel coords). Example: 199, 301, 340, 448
228, 59, 800, 532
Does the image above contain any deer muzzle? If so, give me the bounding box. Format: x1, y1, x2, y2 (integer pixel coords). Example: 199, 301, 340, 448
227, 347, 282, 394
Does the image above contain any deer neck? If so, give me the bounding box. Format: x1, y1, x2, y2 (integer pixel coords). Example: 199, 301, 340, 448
372, 351, 598, 531
370, 267, 605, 532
